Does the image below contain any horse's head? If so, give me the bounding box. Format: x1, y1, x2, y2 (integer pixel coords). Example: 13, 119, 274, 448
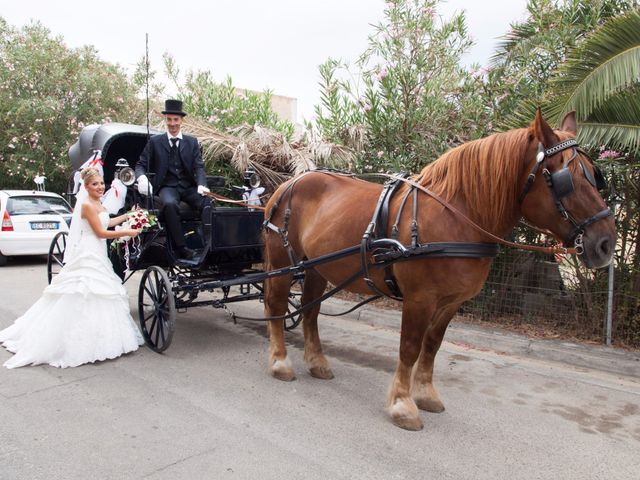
519, 110, 615, 268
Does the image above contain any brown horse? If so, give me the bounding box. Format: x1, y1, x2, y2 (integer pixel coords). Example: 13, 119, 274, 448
262, 111, 615, 430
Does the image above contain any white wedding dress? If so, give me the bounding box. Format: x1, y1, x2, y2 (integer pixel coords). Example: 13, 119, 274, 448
0, 211, 143, 368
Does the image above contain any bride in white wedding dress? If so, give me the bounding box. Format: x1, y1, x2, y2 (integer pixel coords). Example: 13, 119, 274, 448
0, 168, 144, 368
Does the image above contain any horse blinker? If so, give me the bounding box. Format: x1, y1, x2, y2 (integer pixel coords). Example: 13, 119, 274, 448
549, 167, 575, 199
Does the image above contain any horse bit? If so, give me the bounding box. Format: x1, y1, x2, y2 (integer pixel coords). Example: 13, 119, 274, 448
518, 139, 611, 254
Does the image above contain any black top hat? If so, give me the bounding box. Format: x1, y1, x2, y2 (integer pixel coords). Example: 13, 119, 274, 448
161, 99, 187, 116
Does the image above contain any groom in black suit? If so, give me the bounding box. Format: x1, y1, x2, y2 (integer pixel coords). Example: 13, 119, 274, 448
135, 99, 210, 260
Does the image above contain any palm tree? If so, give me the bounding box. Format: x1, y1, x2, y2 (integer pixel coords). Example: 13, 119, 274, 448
489, 0, 636, 129
503, 8, 640, 155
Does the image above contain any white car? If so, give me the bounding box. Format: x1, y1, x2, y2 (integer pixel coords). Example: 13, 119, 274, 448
0, 190, 72, 266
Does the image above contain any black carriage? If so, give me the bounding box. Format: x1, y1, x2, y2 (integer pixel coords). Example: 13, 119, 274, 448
48, 123, 301, 352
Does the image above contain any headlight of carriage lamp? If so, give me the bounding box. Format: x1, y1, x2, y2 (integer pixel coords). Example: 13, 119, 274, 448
244, 169, 261, 189
118, 167, 136, 186
115, 158, 136, 186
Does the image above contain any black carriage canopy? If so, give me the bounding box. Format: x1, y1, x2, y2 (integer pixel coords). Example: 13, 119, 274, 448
68, 123, 163, 185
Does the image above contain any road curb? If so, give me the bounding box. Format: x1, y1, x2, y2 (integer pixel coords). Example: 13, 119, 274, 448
319, 297, 640, 379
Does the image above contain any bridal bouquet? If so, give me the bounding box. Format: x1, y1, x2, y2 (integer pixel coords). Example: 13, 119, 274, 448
111, 206, 157, 273
113, 206, 157, 244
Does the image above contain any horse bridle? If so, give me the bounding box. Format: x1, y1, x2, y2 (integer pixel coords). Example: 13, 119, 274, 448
518, 139, 611, 252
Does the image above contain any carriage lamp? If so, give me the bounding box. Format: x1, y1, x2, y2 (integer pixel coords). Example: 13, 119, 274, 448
115, 158, 136, 186
243, 169, 261, 189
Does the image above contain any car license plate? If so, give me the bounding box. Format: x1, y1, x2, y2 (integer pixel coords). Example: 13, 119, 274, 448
31, 222, 59, 230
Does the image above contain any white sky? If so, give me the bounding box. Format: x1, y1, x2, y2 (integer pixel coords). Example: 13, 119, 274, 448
2, 0, 528, 123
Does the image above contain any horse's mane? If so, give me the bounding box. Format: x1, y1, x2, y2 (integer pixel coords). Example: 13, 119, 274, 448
417, 128, 531, 232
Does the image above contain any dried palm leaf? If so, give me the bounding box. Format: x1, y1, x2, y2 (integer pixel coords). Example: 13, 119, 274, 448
161, 116, 356, 190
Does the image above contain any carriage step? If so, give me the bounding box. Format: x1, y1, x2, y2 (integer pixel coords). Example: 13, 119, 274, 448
175, 257, 202, 267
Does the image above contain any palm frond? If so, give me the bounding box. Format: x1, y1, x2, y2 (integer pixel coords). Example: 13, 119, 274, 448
577, 122, 640, 155
496, 99, 540, 130
553, 9, 640, 119
490, 20, 540, 67
231, 143, 250, 172
500, 89, 640, 155
177, 116, 356, 191
577, 89, 640, 155
287, 151, 316, 176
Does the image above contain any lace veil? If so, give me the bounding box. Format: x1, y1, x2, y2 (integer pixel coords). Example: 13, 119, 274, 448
63, 184, 88, 263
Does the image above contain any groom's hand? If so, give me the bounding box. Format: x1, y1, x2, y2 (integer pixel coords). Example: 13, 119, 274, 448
197, 185, 210, 196
137, 175, 153, 196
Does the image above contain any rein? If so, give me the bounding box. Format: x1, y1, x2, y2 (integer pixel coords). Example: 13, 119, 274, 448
202, 191, 266, 211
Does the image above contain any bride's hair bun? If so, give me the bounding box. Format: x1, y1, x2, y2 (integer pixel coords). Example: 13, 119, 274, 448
81, 167, 101, 182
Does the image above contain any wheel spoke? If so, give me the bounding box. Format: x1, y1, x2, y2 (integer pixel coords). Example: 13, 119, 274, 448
154, 272, 162, 300
148, 316, 158, 339
154, 314, 162, 346
150, 274, 160, 299
158, 290, 168, 306
144, 284, 156, 301
159, 319, 166, 345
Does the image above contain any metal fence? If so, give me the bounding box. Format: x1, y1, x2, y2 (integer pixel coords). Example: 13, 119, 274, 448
460, 249, 640, 348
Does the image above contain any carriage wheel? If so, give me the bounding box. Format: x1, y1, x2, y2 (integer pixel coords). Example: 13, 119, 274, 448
284, 282, 303, 331
284, 299, 303, 331
138, 266, 176, 353
47, 232, 68, 284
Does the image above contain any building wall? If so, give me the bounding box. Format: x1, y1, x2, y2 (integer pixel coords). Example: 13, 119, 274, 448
235, 88, 297, 123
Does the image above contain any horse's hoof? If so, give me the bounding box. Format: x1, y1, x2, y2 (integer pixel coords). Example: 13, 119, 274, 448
309, 366, 334, 380
388, 399, 423, 431
271, 368, 296, 382
270, 358, 296, 382
392, 415, 424, 431
415, 397, 445, 413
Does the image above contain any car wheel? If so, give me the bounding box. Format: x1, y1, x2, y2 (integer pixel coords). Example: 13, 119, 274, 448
0, 251, 8, 267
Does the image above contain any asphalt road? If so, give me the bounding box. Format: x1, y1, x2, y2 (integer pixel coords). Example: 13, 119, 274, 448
0, 257, 639, 480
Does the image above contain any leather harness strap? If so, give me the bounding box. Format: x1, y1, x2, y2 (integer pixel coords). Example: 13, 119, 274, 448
361, 177, 406, 299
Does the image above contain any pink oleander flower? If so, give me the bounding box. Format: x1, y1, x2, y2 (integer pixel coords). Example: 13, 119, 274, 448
599, 150, 621, 159
377, 151, 384, 158
377, 68, 388, 81
422, 7, 435, 18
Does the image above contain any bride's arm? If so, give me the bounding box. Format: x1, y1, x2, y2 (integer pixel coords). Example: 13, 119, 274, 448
82, 203, 139, 239
108, 213, 128, 228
